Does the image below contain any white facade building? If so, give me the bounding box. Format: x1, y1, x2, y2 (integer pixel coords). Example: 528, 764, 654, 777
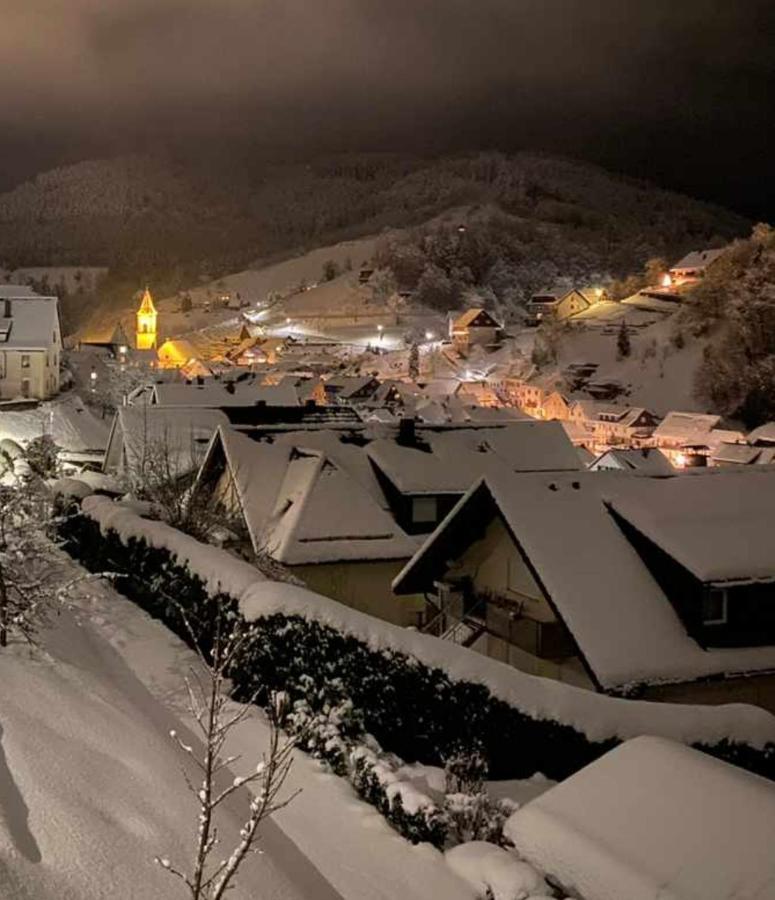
0, 285, 62, 400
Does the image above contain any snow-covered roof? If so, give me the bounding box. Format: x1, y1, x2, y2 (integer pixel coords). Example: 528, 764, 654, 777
198, 427, 419, 564
711, 442, 761, 465
105, 406, 229, 475
589, 448, 674, 475
367, 422, 580, 494
748, 422, 775, 445
607, 467, 775, 584
0, 293, 60, 350
505, 736, 775, 900
451, 308, 500, 330
394, 470, 775, 689
652, 411, 721, 445
151, 379, 301, 408
670, 247, 726, 272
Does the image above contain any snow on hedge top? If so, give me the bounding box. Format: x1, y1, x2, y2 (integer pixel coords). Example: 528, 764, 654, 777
81, 495, 775, 750
504, 736, 775, 900
82, 494, 266, 597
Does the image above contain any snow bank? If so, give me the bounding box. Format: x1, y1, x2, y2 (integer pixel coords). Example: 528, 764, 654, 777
444, 842, 549, 900
504, 736, 775, 900
80, 495, 775, 750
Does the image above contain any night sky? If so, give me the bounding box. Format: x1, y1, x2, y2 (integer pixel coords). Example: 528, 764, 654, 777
3, 0, 773, 217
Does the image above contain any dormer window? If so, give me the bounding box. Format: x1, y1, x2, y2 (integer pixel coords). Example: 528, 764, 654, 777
702, 588, 728, 626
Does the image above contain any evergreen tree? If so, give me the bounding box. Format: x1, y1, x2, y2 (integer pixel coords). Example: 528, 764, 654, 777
408, 343, 420, 378
616, 320, 631, 358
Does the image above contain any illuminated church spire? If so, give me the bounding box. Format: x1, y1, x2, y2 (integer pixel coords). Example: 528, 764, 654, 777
135, 286, 158, 350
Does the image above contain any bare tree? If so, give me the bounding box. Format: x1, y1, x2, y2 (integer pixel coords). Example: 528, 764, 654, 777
156, 608, 298, 900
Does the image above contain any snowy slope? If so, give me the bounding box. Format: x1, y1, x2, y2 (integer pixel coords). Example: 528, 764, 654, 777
538, 304, 707, 416
0, 594, 337, 899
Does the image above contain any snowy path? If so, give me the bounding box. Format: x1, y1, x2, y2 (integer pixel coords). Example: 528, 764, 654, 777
66, 564, 475, 900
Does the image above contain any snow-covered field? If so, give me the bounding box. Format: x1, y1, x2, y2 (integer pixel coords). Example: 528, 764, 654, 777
0, 552, 475, 900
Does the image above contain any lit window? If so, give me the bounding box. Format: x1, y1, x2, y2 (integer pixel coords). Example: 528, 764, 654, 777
21, 354, 30, 369
411, 496, 438, 524
702, 589, 728, 625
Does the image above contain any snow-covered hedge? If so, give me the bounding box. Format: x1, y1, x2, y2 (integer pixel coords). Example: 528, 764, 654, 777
60, 496, 775, 783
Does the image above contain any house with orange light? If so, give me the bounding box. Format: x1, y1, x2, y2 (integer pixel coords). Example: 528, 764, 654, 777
540, 391, 571, 421
668, 248, 726, 285
526, 288, 598, 326
448, 309, 503, 354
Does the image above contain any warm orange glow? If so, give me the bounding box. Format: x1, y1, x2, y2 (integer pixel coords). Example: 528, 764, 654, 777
136, 287, 158, 349
674, 452, 688, 468
661, 272, 673, 288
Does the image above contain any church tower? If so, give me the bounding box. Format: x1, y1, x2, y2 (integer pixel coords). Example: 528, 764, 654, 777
135, 287, 158, 350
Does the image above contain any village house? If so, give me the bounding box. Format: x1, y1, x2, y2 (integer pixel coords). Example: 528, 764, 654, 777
448, 308, 503, 354
526, 288, 597, 325
0, 285, 63, 400
652, 412, 746, 466
539, 390, 571, 421
102, 406, 230, 480
393, 468, 775, 711
191, 420, 580, 624
323, 374, 380, 405
157, 338, 200, 369
507, 380, 545, 416
568, 401, 659, 447
589, 447, 674, 475
194, 426, 425, 626
668, 247, 726, 284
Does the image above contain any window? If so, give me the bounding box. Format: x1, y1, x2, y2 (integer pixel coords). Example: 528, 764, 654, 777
21, 378, 30, 399
702, 588, 728, 625
0, 352, 4, 378
21, 354, 30, 369
411, 496, 438, 524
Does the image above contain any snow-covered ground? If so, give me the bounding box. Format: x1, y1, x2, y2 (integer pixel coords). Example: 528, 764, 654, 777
0, 571, 341, 899
538, 304, 707, 416
0, 552, 476, 900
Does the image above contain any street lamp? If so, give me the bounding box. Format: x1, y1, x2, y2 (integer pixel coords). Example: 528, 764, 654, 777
89, 369, 98, 392
425, 330, 434, 342
377, 324, 384, 342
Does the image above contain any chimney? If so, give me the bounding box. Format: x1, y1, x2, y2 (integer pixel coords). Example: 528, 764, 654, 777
397, 417, 416, 445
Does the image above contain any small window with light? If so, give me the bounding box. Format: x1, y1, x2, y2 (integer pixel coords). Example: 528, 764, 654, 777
21, 354, 30, 369
702, 588, 728, 626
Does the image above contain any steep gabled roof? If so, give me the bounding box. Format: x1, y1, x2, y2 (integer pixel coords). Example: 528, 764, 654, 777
394, 469, 775, 689
670, 247, 726, 272
451, 308, 501, 330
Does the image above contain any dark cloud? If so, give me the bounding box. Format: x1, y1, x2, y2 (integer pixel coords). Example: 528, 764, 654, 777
1, 1, 772, 215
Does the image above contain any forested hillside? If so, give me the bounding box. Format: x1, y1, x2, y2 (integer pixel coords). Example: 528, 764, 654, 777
0, 151, 748, 316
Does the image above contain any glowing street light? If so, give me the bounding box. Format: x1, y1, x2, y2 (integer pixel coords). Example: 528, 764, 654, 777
89, 369, 98, 392
425, 330, 434, 341
377, 324, 384, 342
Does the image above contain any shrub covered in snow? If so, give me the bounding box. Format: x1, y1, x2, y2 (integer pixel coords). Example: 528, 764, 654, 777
59, 502, 775, 796
444, 842, 551, 900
